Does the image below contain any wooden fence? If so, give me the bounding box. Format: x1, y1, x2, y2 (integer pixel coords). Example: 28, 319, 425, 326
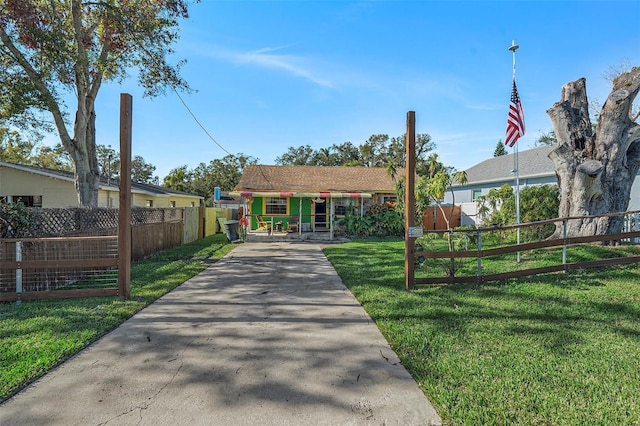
58, 213, 185, 261
0, 236, 119, 302
204, 207, 233, 237
131, 221, 184, 261
412, 210, 640, 286
183, 206, 203, 243
422, 205, 461, 230
0, 207, 195, 302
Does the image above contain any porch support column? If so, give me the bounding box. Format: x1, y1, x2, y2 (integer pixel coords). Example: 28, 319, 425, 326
299, 198, 302, 237
330, 197, 334, 240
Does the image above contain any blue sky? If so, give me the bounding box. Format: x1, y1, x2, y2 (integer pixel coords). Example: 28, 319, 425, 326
67, 0, 640, 180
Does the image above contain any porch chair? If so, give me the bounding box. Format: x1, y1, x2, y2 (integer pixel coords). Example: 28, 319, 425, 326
256, 215, 270, 232
288, 216, 299, 232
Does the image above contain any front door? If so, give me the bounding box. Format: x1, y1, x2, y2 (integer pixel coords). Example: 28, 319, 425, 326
314, 198, 327, 229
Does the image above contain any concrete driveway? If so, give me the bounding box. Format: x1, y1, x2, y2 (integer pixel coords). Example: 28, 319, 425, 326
0, 242, 441, 426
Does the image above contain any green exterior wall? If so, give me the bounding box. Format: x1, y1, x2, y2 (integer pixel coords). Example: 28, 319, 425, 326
249, 196, 314, 230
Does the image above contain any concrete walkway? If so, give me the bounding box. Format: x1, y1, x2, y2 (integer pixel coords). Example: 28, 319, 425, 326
1, 242, 441, 426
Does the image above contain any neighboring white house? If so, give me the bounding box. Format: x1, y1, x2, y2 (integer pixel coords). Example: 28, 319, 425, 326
446, 145, 640, 226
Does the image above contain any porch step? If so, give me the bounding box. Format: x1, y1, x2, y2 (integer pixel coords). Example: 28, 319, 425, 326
245, 232, 348, 242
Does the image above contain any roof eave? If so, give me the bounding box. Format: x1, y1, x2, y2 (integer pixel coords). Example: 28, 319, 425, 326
453, 172, 557, 188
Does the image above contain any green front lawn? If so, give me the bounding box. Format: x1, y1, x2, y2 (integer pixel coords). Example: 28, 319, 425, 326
324, 239, 640, 425
0, 234, 235, 402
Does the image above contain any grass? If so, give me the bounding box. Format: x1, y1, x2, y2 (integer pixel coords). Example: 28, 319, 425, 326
323, 239, 640, 426
415, 233, 640, 279
0, 234, 235, 402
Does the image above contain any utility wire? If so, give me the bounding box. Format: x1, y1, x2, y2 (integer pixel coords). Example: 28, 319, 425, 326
113, 5, 235, 158
171, 86, 233, 156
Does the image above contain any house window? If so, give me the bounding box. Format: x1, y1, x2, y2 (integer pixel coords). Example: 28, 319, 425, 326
145, 200, 153, 207
265, 197, 287, 215
472, 189, 482, 200
170, 201, 176, 208
333, 198, 352, 216
382, 196, 397, 206
3, 195, 42, 207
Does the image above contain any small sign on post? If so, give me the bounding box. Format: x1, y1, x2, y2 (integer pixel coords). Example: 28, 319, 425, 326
407, 226, 423, 238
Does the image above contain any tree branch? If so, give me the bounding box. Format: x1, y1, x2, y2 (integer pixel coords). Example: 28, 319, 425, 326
71, 0, 89, 98
0, 26, 73, 150
88, 35, 109, 102
547, 77, 594, 154
596, 67, 640, 166
599, 67, 640, 130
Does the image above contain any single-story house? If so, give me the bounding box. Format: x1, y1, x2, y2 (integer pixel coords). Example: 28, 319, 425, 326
446, 145, 640, 226
0, 161, 203, 208
230, 165, 399, 236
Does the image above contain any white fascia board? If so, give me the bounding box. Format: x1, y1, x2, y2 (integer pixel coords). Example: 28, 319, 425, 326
452, 172, 556, 188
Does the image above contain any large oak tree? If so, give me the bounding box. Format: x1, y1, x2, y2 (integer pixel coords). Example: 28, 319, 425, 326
0, 0, 191, 206
548, 67, 640, 237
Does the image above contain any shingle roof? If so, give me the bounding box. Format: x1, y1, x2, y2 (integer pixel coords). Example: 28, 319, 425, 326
0, 162, 202, 198
234, 165, 398, 193
464, 145, 555, 185
1, 162, 78, 183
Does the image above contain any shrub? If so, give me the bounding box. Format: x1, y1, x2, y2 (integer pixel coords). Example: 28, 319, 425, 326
0, 202, 35, 238
477, 184, 559, 243
338, 203, 404, 237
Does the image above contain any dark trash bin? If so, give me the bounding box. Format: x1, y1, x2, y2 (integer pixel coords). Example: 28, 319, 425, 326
223, 220, 240, 242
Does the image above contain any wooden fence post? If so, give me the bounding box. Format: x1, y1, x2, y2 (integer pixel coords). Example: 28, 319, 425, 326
405, 111, 416, 290
476, 230, 482, 283
118, 93, 132, 300
15, 241, 22, 304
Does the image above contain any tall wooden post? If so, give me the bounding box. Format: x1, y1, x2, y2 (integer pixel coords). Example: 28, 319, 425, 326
405, 111, 416, 290
118, 94, 132, 299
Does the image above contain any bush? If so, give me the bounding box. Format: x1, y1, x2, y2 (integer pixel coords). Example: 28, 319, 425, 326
477, 184, 559, 243
338, 203, 404, 237
0, 202, 35, 238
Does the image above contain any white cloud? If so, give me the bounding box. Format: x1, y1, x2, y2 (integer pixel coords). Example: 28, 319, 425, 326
201, 45, 336, 88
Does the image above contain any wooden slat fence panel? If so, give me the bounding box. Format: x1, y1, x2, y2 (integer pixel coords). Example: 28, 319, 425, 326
204, 208, 219, 236
422, 206, 461, 230
183, 207, 200, 244
131, 221, 183, 261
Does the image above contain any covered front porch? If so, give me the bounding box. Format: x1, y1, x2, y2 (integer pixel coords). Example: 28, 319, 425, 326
228, 191, 372, 241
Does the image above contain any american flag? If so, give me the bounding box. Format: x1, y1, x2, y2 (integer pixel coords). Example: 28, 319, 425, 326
505, 80, 525, 147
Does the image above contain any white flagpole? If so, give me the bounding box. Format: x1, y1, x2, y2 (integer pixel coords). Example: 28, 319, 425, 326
509, 40, 521, 262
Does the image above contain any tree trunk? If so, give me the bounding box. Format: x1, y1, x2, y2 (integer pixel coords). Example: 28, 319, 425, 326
69, 103, 100, 207
547, 67, 640, 238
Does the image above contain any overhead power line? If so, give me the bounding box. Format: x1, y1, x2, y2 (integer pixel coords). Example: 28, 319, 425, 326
171, 86, 233, 157
113, 5, 235, 158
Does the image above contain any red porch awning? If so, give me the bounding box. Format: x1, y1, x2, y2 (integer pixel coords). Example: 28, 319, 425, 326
228, 191, 372, 199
